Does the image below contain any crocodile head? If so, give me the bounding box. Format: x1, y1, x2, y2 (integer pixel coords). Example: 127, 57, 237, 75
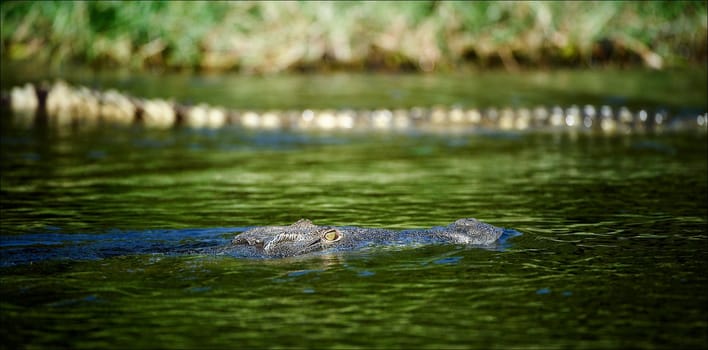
231, 219, 343, 257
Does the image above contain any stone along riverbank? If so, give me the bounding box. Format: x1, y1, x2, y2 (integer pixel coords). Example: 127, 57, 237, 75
3, 81, 706, 134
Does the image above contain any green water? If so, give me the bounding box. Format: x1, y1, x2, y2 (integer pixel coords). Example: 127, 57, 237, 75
1, 68, 707, 349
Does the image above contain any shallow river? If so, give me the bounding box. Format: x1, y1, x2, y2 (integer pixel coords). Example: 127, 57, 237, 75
1, 68, 707, 349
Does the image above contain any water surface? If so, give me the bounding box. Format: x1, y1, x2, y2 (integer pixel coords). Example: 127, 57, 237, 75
1, 69, 707, 349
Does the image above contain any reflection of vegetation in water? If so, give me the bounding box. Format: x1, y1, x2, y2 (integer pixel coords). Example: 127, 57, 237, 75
1, 100, 707, 348
1, 1, 705, 72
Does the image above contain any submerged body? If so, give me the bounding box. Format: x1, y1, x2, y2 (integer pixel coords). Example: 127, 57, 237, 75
219, 218, 516, 258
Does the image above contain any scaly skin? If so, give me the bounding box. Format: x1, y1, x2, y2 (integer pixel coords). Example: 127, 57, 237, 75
217, 218, 509, 258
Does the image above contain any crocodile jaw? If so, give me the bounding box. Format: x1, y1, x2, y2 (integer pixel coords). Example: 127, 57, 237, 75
230, 219, 338, 257
232, 232, 320, 257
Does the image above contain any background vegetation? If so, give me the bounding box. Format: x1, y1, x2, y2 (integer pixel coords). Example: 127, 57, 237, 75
1, 1, 706, 73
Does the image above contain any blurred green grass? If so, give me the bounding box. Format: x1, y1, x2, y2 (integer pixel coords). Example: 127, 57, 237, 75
1, 1, 706, 73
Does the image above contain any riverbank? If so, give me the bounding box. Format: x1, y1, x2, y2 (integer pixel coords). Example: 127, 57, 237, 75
1, 1, 706, 73
3, 79, 706, 134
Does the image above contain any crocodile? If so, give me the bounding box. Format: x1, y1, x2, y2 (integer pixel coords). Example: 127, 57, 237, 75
0, 218, 518, 265
216, 218, 518, 258
3, 81, 707, 133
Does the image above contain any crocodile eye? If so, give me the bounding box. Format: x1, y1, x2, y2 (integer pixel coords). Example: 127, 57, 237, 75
323, 229, 341, 242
